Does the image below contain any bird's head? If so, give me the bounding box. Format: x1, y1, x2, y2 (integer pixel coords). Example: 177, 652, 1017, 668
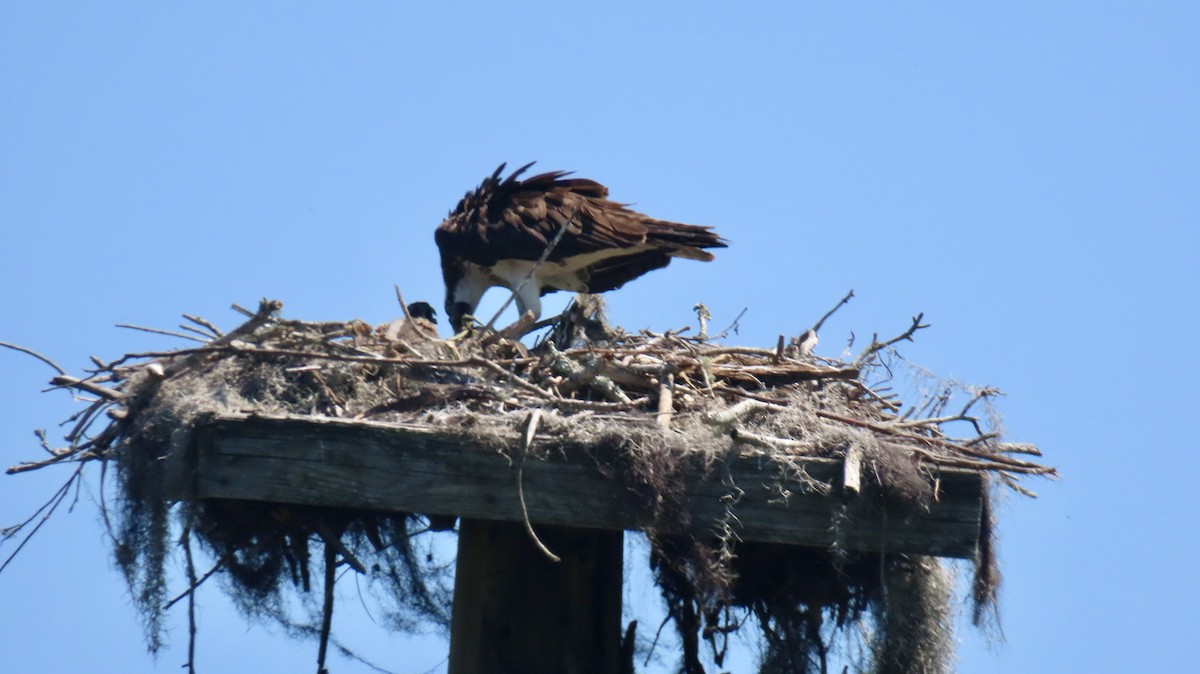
441, 259, 491, 333
407, 301, 438, 325
446, 299, 474, 333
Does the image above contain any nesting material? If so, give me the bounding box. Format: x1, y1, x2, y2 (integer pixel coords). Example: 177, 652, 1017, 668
7, 296, 1053, 674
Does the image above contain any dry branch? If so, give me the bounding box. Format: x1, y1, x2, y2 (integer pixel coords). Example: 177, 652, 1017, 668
0, 340, 67, 375
854, 313, 931, 367
4, 292, 1051, 674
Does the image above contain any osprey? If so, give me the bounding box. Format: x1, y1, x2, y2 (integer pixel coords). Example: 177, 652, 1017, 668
379, 302, 439, 343
435, 163, 727, 331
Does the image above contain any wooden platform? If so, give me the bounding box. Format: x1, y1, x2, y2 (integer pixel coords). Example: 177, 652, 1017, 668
166, 413, 985, 559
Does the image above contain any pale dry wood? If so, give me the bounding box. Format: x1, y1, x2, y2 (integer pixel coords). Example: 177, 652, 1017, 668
842, 444, 863, 495
655, 368, 675, 430
544, 344, 632, 404
182, 313, 224, 338
728, 427, 819, 454
814, 410, 1055, 475
49, 375, 122, 401
706, 398, 788, 428
116, 323, 209, 343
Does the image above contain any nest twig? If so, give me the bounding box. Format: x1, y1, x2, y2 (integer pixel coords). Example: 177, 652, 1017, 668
3, 293, 1053, 674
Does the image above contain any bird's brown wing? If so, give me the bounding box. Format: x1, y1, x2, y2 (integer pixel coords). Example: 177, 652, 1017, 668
435, 163, 726, 266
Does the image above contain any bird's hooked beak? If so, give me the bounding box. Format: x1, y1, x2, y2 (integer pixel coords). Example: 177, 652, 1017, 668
447, 301, 473, 333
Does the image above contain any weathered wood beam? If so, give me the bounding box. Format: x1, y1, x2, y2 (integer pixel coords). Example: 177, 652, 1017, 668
169, 413, 984, 559
449, 520, 623, 674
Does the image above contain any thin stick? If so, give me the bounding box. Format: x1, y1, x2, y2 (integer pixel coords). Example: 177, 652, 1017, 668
475, 357, 644, 411
710, 307, 749, 340
811, 289, 855, 333
178, 324, 216, 341
317, 541, 336, 674
181, 526, 198, 674
0, 341, 67, 375
182, 313, 224, 338
486, 205, 578, 331
102, 343, 536, 373
115, 323, 209, 343
162, 560, 225, 611
7, 448, 96, 475
313, 520, 367, 574
0, 464, 84, 573
644, 610, 675, 667
481, 311, 537, 346
516, 410, 560, 562
393, 285, 439, 341
853, 313, 930, 367
815, 410, 1055, 474
49, 375, 121, 401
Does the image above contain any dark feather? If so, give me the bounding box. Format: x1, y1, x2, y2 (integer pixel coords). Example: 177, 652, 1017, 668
435, 163, 726, 268
579, 251, 674, 294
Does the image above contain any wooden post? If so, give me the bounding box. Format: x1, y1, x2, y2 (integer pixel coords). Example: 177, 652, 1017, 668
449, 520, 623, 674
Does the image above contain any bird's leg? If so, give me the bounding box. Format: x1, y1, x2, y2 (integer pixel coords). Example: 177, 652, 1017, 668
512, 284, 543, 326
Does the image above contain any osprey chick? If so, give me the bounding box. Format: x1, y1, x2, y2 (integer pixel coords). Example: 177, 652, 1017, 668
435, 162, 727, 331
378, 301, 439, 342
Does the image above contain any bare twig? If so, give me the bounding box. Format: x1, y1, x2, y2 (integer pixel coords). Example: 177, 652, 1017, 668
49, 375, 122, 401
178, 324, 216, 341
815, 410, 1055, 475
482, 311, 538, 345
318, 540, 336, 674
313, 521, 367, 574
116, 323, 209, 343
486, 206, 576, 331
0, 464, 85, 573
0, 341, 67, 375
811, 289, 855, 333
162, 559, 226, 611
516, 410, 560, 562
181, 526, 198, 674
729, 428, 818, 453
710, 307, 749, 340
7, 447, 96, 475
854, 312, 930, 367
182, 313, 224, 338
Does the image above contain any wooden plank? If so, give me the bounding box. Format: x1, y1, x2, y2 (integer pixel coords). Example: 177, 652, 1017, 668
171, 413, 984, 558
448, 520, 623, 674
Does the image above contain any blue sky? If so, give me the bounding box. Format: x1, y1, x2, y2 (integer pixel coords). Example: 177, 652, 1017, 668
2, 3, 1198, 672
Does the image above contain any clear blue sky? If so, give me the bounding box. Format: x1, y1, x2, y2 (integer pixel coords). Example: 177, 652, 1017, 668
3, 3, 1197, 672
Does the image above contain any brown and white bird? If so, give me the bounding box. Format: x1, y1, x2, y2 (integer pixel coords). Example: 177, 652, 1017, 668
435, 163, 727, 331
378, 301, 439, 343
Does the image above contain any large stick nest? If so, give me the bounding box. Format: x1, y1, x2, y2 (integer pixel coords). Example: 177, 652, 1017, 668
5, 294, 1053, 674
